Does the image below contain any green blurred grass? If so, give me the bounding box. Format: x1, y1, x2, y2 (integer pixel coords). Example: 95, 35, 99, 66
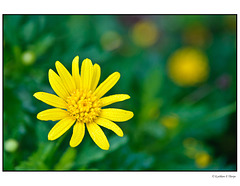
3, 15, 236, 170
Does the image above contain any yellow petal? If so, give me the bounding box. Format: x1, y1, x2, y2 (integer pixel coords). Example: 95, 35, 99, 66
81, 58, 93, 91
48, 117, 76, 141
37, 108, 69, 121
72, 56, 81, 89
100, 94, 130, 107
100, 108, 134, 122
95, 117, 123, 137
86, 122, 109, 150
94, 72, 120, 98
70, 122, 85, 147
90, 63, 101, 91
49, 69, 70, 100
55, 61, 76, 94
33, 92, 67, 109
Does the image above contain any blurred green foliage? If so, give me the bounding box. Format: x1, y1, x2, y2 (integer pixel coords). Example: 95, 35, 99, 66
3, 15, 236, 170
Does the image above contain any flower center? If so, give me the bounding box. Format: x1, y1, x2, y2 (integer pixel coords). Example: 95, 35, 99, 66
66, 89, 102, 123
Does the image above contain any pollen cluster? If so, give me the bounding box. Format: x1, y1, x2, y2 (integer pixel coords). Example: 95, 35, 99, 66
66, 89, 102, 123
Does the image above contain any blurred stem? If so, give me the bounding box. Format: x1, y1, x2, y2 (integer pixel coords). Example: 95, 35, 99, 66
204, 101, 236, 122
44, 132, 68, 167
180, 84, 213, 104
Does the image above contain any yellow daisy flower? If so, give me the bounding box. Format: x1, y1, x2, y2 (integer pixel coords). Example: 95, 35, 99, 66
195, 151, 211, 168
34, 56, 134, 150
131, 20, 158, 48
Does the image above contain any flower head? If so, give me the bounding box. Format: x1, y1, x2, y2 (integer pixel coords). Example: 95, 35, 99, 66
167, 47, 209, 86
34, 56, 133, 150
160, 114, 179, 129
131, 20, 159, 47
195, 151, 211, 168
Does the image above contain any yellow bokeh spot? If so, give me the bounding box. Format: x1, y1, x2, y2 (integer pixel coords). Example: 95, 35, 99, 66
160, 114, 179, 129
195, 151, 211, 168
131, 20, 158, 47
167, 47, 210, 86
100, 31, 122, 51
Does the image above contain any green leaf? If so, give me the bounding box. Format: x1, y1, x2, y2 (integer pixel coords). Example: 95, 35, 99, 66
54, 147, 77, 170
15, 143, 54, 170
204, 102, 236, 122
142, 67, 163, 102
32, 34, 55, 57
20, 20, 36, 42
74, 136, 128, 168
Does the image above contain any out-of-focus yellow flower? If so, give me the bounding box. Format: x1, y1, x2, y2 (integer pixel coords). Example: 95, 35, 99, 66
195, 151, 211, 168
131, 20, 158, 47
167, 47, 209, 86
183, 138, 211, 167
100, 31, 122, 51
4, 139, 19, 153
160, 114, 179, 129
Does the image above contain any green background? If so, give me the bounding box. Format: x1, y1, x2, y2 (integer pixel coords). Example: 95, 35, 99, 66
3, 15, 236, 170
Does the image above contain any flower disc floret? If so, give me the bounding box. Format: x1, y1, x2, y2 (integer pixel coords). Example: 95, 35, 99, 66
66, 89, 102, 123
